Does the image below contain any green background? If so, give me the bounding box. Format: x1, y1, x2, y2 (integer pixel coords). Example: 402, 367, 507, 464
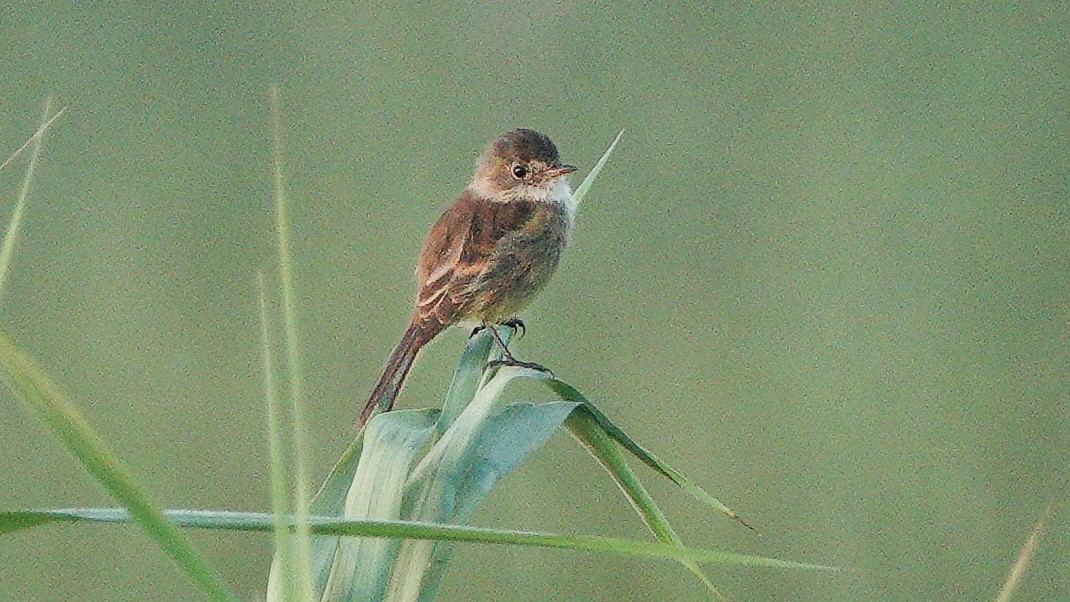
2, 2, 1067, 600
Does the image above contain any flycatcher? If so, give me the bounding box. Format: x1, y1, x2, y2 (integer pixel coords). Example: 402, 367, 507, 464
359, 128, 578, 426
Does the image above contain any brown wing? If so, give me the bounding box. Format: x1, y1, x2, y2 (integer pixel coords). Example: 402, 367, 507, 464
412, 189, 539, 328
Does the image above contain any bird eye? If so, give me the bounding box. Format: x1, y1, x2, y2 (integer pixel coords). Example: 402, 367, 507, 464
511, 164, 529, 180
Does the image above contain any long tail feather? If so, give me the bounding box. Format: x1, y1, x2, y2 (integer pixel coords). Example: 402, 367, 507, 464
358, 322, 432, 428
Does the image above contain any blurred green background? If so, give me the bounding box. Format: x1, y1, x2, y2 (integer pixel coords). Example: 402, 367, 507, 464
2, 2, 1067, 600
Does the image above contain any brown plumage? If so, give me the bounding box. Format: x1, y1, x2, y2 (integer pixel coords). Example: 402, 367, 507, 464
359, 129, 577, 427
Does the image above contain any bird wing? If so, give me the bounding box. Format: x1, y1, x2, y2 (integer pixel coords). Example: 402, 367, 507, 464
413, 192, 483, 327
412, 191, 538, 328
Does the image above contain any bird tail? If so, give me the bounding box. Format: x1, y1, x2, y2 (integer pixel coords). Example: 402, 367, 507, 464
358, 322, 436, 428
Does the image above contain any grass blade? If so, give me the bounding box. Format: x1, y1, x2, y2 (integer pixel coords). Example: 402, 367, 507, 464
0, 333, 238, 601
572, 129, 623, 207
388, 399, 580, 602
437, 328, 496, 432
0, 99, 57, 306
269, 84, 315, 601
321, 410, 439, 601
259, 272, 296, 602
566, 406, 723, 597
545, 378, 750, 528
271, 427, 367, 599
0, 508, 839, 572
0, 104, 67, 173
994, 506, 1053, 602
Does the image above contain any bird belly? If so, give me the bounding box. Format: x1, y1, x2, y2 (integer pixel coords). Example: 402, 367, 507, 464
471, 246, 561, 324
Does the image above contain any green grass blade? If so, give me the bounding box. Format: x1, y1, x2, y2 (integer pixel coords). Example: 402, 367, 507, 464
390, 399, 581, 602
0, 104, 67, 173
408, 364, 536, 485
274, 428, 367, 598
0, 333, 238, 602
994, 506, 1053, 602
437, 328, 496, 433
269, 84, 315, 601
0, 511, 58, 535
278, 404, 375, 596
566, 406, 722, 597
572, 129, 623, 207
389, 364, 535, 601
259, 273, 297, 602
322, 410, 439, 601
545, 378, 750, 529
311, 432, 366, 511
455, 401, 580, 520
0, 508, 839, 572
0, 99, 56, 307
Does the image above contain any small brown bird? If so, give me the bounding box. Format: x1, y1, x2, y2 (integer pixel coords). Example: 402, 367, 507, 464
359, 129, 577, 426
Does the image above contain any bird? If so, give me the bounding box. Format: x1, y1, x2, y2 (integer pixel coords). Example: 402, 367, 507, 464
359, 128, 578, 427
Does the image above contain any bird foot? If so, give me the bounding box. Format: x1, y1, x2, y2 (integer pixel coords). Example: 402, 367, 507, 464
499, 317, 526, 338
469, 317, 526, 339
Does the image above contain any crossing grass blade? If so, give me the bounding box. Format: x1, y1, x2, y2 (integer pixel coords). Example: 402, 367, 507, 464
0, 332, 239, 602
258, 272, 302, 602
0, 508, 841, 572
0, 103, 66, 173
0, 99, 61, 306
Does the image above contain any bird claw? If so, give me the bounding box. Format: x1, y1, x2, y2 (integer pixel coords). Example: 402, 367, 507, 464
500, 317, 526, 339
470, 317, 526, 339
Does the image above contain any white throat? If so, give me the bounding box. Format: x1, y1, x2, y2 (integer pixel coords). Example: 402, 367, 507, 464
471, 176, 576, 218
470, 176, 576, 243
541, 178, 576, 219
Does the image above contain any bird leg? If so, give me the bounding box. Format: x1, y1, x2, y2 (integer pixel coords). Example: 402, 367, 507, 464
482, 321, 552, 375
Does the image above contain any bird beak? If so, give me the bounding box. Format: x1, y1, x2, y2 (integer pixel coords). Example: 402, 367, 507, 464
544, 164, 578, 178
